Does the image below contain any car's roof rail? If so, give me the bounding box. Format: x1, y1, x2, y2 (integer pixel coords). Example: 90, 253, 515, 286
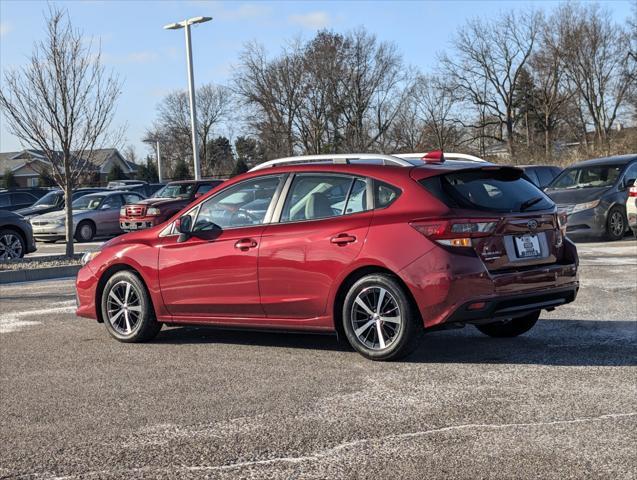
249, 153, 413, 172
394, 152, 489, 163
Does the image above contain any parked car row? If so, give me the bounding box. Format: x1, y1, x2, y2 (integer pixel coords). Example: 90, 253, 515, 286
1, 154, 635, 260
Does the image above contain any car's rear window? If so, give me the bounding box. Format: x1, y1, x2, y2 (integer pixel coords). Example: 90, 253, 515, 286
420, 168, 554, 213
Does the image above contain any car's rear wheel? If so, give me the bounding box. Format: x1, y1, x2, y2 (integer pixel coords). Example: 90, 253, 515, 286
474, 310, 540, 338
0, 229, 25, 259
75, 221, 95, 242
342, 274, 422, 361
605, 207, 626, 241
101, 271, 161, 342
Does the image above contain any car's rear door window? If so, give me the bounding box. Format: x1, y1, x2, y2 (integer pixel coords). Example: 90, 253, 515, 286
420, 168, 554, 213
281, 174, 356, 222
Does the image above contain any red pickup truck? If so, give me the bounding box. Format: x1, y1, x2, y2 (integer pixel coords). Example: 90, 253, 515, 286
119, 179, 223, 232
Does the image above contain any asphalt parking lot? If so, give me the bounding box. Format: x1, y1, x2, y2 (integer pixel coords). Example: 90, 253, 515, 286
1, 239, 636, 479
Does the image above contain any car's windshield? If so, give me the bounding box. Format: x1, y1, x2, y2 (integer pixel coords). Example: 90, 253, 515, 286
32, 192, 61, 208
154, 183, 194, 199
72, 195, 105, 210
547, 165, 622, 190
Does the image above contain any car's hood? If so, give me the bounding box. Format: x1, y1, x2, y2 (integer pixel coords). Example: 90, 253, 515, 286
16, 205, 60, 217
133, 197, 191, 208
33, 209, 88, 221
545, 186, 611, 205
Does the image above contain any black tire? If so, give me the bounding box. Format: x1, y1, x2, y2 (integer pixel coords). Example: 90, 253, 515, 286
342, 273, 423, 361
605, 206, 626, 241
0, 228, 26, 259
75, 220, 95, 242
474, 310, 540, 338
101, 270, 161, 342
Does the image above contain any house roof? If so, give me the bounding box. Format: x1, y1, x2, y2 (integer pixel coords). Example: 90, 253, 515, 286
0, 148, 136, 175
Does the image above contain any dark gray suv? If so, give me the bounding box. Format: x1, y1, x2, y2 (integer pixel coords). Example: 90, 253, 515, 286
545, 154, 637, 240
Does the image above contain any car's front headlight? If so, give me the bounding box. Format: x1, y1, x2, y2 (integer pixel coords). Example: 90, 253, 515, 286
120, 207, 126, 215
80, 251, 100, 266
147, 207, 161, 216
572, 199, 600, 213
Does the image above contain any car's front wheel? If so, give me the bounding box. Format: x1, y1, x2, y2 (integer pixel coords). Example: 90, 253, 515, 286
0, 228, 25, 259
101, 271, 161, 342
474, 310, 540, 338
342, 274, 423, 361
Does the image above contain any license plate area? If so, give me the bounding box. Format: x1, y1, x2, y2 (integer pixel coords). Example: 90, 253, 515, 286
513, 234, 541, 259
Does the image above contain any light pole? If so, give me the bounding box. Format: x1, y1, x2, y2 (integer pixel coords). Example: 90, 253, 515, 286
163, 16, 212, 180
155, 140, 163, 183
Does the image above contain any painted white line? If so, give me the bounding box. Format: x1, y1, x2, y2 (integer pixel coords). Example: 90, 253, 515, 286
0, 301, 76, 334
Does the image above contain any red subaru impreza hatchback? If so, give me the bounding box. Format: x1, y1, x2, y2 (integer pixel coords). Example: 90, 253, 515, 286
76, 152, 579, 360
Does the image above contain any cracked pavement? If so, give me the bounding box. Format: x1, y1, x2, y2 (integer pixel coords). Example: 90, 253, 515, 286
1, 239, 635, 479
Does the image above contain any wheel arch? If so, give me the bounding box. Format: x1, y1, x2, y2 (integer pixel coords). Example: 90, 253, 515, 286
332, 265, 422, 339
95, 263, 155, 323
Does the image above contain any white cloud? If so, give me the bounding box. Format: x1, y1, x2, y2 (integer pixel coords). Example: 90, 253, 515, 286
0, 21, 12, 37
288, 11, 330, 29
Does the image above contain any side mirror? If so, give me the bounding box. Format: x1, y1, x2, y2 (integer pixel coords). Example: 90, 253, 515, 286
176, 215, 192, 243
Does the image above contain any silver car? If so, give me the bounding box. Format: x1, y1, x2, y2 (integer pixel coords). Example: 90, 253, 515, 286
31, 191, 145, 242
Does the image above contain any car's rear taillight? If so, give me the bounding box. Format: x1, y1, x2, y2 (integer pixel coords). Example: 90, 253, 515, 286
629, 186, 637, 198
410, 219, 498, 247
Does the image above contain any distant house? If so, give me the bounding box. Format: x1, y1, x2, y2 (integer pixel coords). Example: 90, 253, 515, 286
0, 148, 137, 187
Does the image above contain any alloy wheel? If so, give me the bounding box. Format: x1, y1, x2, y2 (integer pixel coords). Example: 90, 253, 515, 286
609, 211, 624, 237
0, 233, 23, 260
350, 286, 402, 350
106, 280, 143, 336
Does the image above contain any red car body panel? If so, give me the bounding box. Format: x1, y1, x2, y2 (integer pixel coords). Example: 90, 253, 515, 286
77, 162, 579, 334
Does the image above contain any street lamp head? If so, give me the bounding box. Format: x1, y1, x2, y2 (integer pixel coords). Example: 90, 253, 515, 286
188, 16, 212, 25
163, 22, 182, 30
163, 17, 212, 30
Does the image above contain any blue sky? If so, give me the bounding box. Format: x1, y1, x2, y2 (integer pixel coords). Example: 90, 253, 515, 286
0, 0, 633, 159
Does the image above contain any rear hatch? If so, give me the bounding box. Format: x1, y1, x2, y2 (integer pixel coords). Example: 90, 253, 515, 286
417, 166, 565, 272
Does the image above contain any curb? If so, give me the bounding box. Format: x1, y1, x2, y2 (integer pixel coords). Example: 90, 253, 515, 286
0, 265, 81, 284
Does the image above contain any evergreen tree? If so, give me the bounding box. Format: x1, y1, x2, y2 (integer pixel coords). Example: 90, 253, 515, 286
172, 158, 191, 180
231, 158, 249, 176
1, 169, 18, 189
136, 156, 159, 182
107, 163, 127, 182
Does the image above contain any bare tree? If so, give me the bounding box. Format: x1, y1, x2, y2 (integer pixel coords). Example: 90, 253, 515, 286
554, 3, 635, 151
154, 83, 232, 175
441, 10, 542, 158
0, 7, 121, 257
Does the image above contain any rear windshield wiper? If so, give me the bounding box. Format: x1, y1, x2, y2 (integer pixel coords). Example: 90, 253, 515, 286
520, 196, 543, 211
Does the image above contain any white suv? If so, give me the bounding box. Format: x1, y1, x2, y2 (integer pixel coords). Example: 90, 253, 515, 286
627, 180, 637, 239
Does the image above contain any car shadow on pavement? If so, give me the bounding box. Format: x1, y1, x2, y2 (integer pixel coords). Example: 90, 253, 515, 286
153, 318, 636, 367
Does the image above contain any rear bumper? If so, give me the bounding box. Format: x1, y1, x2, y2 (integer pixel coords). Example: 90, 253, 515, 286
445, 285, 578, 323
400, 238, 579, 328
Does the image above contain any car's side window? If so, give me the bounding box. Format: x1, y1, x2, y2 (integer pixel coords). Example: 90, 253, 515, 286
0, 194, 10, 208
196, 184, 214, 195
344, 178, 369, 214
281, 174, 355, 222
193, 175, 283, 231
123, 194, 142, 204
103, 195, 123, 209
374, 181, 401, 208
622, 163, 637, 185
